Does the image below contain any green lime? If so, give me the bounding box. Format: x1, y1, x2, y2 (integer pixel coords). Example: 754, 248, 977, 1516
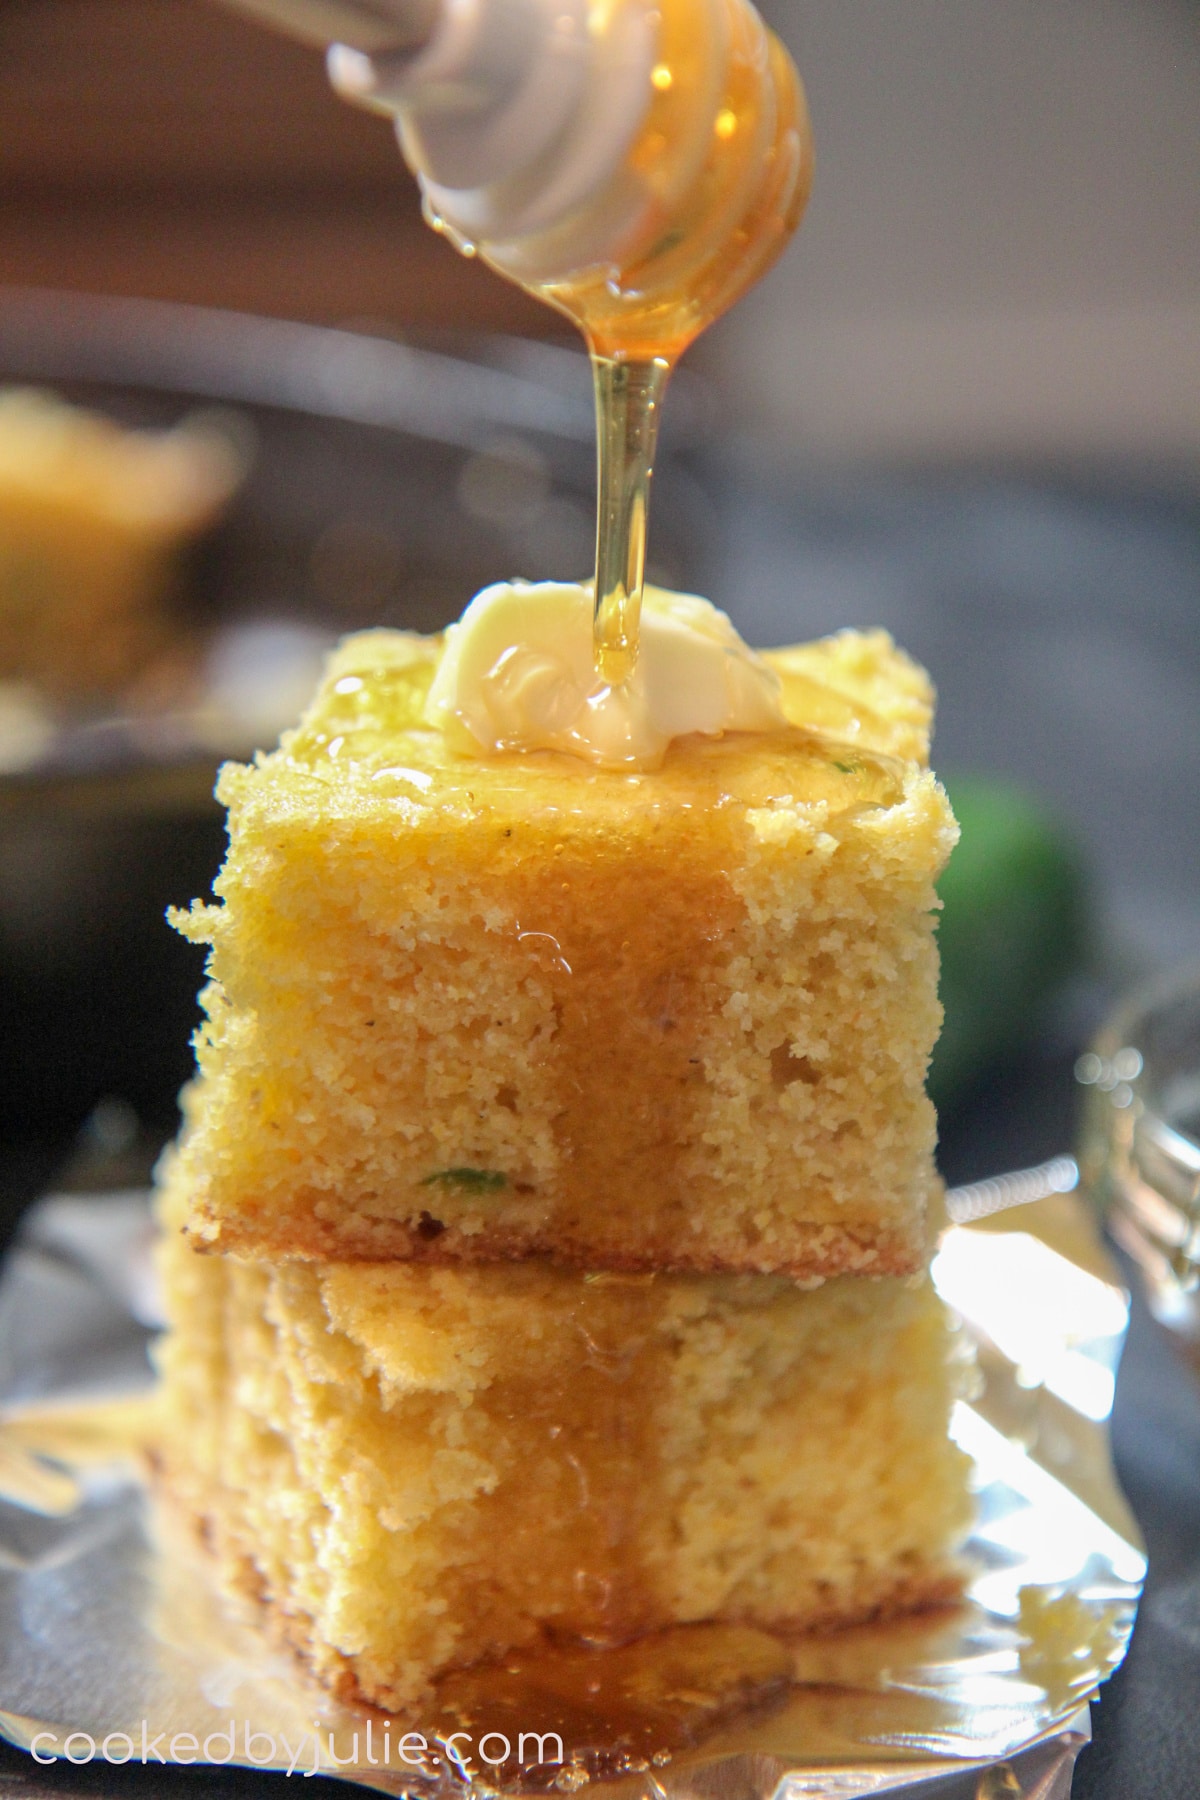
931, 776, 1089, 1112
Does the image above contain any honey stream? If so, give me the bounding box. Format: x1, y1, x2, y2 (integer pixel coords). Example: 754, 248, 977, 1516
526, 0, 812, 684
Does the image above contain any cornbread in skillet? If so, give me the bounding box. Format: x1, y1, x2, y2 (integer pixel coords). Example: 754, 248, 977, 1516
168, 624, 955, 1278
0, 387, 237, 698
155, 1163, 972, 1713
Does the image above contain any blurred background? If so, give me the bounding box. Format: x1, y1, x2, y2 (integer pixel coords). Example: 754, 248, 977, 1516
0, 0, 1198, 1222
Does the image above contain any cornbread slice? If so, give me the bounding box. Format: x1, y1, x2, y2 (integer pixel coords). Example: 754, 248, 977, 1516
0, 388, 239, 699
170, 625, 956, 1277
155, 1171, 972, 1713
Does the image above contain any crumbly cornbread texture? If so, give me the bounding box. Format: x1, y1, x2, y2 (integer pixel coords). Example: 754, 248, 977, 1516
155, 1170, 972, 1714
170, 626, 956, 1277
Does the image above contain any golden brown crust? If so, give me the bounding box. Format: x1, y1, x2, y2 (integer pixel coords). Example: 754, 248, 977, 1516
155, 1472, 364, 1707
160, 1470, 966, 1721
186, 1210, 926, 1280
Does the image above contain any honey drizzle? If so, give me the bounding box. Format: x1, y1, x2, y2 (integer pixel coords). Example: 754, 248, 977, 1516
590, 355, 670, 687
524, 0, 813, 685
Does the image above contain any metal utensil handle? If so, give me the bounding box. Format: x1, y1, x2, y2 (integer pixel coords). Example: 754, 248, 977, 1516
946, 1155, 1080, 1226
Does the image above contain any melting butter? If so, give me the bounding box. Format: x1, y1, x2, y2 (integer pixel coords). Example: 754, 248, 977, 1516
425, 582, 785, 769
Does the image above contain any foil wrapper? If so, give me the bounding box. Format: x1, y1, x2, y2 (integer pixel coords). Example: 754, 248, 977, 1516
0, 1187, 1143, 1798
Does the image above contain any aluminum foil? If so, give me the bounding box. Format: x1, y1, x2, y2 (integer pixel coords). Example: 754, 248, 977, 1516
0, 1187, 1143, 1798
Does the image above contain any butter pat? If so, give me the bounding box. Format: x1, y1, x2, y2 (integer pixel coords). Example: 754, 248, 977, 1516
425, 581, 785, 768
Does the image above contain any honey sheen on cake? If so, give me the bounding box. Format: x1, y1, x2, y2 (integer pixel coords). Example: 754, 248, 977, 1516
169, 586, 956, 1279
154, 1155, 972, 1714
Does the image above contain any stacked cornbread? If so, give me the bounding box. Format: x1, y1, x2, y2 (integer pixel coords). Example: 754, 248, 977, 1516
156, 599, 972, 1714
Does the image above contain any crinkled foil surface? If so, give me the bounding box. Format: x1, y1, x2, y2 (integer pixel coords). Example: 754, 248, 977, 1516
0, 1190, 1143, 1798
